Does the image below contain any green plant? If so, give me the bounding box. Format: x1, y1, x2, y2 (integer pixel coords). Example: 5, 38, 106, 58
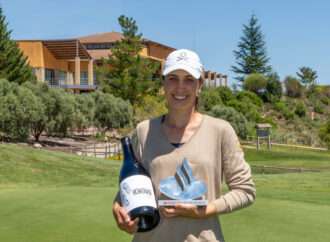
93, 91, 133, 132
320, 96, 329, 105
243, 73, 267, 96
97, 15, 160, 106
199, 87, 223, 111
215, 86, 235, 105
319, 121, 330, 149
209, 105, 248, 139
0, 8, 34, 84
231, 14, 272, 81
314, 102, 324, 114
296, 66, 318, 87
264, 72, 282, 102
236, 90, 263, 107
274, 101, 286, 112
134, 95, 167, 123
295, 101, 306, 117
284, 76, 304, 98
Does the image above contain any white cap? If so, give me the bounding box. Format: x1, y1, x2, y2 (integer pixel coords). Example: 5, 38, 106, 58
162, 49, 203, 79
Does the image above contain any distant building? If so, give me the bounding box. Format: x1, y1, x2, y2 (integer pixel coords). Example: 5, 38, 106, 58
17, 32, 227, 93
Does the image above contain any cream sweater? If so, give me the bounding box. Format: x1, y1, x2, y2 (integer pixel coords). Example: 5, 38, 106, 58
118, 114, 256, 242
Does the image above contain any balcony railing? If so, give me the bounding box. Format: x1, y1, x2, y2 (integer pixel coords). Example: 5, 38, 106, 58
47, 79, 97, 90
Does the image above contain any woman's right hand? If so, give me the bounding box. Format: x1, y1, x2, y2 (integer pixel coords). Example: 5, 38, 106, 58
112, 201, 139, 234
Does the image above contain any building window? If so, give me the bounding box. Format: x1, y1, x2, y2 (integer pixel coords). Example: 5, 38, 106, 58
80, 71, 88, 86
85, 43, 115, 50
45, 68, 56, 86
57, 70, 67, 86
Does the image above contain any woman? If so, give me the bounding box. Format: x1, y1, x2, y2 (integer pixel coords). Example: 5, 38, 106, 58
112, 49, 256, 242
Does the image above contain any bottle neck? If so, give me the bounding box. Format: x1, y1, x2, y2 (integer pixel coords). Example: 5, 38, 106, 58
121, 137, 136, 163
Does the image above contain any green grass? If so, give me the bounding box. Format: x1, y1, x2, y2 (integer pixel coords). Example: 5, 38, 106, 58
244, 145, 330, 170
0, 143, 120, 188
0, 143, 330, 242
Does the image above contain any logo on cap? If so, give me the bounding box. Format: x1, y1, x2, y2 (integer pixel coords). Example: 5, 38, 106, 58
176, 51, 189, 62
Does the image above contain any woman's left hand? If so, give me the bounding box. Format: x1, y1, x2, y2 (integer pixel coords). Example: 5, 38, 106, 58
160, 203, 217, 219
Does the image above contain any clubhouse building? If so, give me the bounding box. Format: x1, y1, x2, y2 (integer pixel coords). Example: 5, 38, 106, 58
17, 32, 227, 93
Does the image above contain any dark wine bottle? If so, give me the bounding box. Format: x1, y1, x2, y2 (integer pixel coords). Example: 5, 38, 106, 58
119, 136, 160, 232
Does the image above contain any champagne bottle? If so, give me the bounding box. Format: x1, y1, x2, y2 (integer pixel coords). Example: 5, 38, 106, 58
119, 136, 160, 232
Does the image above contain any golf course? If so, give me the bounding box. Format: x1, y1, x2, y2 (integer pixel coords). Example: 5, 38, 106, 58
0, 143, 329, 242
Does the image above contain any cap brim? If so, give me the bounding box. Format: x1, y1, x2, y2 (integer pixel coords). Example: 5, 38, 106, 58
162, 64, 201, 79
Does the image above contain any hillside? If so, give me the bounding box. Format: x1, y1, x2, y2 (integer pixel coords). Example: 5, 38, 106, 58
200, 85, 330, 148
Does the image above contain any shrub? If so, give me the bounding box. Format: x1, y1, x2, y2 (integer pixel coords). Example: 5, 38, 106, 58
264, 72, 282, 102
227, 99, 261, 122
199, 88, 223, 112
235, 90, 263, 107
283, 110, 294, 120
243, 73, 267, 96
134, 95, 167, 123
209, 105, 248, 139
284, 76, 304, 98
294, 101, 306, 117
319, 120, 330, 149
320, 96, 329, 105
274, 101, 286, 113
215, 86, 235, 105
314, 102, 324, 114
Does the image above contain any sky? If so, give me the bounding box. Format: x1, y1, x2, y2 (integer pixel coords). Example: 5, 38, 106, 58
1, 0, 330, 86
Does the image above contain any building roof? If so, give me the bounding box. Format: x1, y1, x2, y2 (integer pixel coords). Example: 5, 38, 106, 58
79, 32, 176, 50
78, 32, 124, 43
17, 39, 91, 60
42, 39, 91, 60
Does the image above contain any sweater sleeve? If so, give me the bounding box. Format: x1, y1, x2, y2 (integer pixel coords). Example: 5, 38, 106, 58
212, 122, 256, 214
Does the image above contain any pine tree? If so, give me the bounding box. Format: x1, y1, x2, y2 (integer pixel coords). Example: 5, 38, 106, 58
231, 15, 272, 82
0, 8, 34, 84
98, 15, 160, 106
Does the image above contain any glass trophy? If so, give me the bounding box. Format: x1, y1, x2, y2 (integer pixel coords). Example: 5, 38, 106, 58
158, 158, 208, 206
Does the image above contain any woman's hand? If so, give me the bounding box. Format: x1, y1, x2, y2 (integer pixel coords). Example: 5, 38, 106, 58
160, 203, 217, 219
112, 202, 139, 234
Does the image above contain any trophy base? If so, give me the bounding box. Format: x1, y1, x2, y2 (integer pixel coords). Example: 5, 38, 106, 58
158, 200, 208, 207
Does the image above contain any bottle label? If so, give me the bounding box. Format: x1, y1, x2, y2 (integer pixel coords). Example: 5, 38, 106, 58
120, 175, 157, 213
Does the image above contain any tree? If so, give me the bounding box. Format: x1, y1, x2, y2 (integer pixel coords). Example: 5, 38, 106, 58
284, 76, 303, 98
0, 80, 44, 141
264, 72, 282, 102
98, 15, 160, 107
73, 94, 95, 131
296, 66, 317, 87
243, 73, 267, 96
0, 8, 34, 84
231, 15, 272, 82
23, 82, 50, 141
93, 91, 133, 132
16, 85, 46, 141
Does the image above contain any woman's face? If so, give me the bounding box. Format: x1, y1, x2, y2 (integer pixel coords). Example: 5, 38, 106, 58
163, 69, 202, 112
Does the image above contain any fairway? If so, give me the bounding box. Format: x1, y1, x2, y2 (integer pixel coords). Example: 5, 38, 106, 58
0, 144, 330, 242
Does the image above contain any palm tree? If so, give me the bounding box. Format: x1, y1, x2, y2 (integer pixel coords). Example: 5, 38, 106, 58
296, 66, 318, 87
